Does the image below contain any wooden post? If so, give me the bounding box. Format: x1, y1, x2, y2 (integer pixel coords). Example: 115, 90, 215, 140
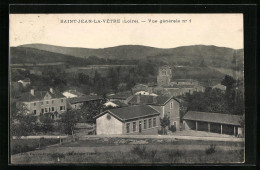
208, 123, 210, 132
195, 121, 198, 131
220, 124, 222, 134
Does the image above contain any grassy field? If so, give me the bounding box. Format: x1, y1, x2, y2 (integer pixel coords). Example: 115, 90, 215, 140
11, 138, 60, 155
11, 137, 244, 164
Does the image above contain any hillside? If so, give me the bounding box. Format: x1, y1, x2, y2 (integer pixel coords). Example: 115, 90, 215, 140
10, 47, 136, 66
10, 47, 85, 64
18, 43, 244, 69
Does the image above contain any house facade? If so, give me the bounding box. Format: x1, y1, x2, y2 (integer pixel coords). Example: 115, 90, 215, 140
127, 95, 180, 130
18, 88, 67, 119
95, 105, 160, 135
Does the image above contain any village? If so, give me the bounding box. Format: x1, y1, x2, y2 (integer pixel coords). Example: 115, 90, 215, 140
11, 64, 244, 136
10, 61, 245, 163
8, 13, 246, 164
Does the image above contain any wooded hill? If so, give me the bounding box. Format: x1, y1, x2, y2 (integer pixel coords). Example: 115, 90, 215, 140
10, 44, 244, 80
17, 43, 243, 69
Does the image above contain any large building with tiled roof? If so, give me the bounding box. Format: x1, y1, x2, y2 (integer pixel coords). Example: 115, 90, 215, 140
127, 95, 180, 129
67, 95, 103, 110
95, 105, 160, 135
18, 88, 67, 119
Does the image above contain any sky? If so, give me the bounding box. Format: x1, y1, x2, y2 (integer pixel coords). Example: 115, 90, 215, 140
9, 14, 243, 49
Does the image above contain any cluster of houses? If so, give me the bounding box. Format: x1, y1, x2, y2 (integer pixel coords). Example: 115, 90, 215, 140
14, 66, 243, 137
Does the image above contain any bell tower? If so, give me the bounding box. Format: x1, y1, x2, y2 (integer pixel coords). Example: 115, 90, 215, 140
157, 65, 172, 86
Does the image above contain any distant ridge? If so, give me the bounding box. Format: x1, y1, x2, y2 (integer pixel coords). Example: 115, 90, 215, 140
12, 43, 243, 72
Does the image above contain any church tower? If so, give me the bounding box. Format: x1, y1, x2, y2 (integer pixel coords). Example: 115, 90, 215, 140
157, 65, 172, 86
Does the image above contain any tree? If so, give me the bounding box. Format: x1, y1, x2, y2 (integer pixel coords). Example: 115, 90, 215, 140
160, 115, 170, 135
221, 75, 236, 94
78, 73, 90, 85
221, 75, 239, 114
10, 114, 38, 138
183, 88, 229, 114
39, 113, 54, 133
59, 110, 80, 137
10, 102, 29, 122
79, 100, 104, 123
10, 102, 41, 136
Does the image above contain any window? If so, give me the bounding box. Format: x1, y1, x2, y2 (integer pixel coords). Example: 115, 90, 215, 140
133, 122, 136, 132
174, 121, 177, 127
61, 99, 64, 103
33, 102, 36, 106
33, 110, 36, 115
51, 107, 54, 112
52, 100, 54, 104
153, 118, 156, 127
40, 102, 43, 105
170, 102, 173, 109
126, 123, 130, 133
45, 108, 48, 113
41, 108, 44, 113
149, 119, 152, 128
144, 119, 147, 129
60, 106, 65, 111
46, 101, 49, 105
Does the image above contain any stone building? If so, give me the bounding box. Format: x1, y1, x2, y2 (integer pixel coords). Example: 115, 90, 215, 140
156, 65, 205, 96
18, 88, 67, 119
127, 95, 180, 129
95, 105, 160, 135
157, 65, 172, 86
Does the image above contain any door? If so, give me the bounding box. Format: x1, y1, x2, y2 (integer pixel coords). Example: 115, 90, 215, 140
139, 121, 142, 133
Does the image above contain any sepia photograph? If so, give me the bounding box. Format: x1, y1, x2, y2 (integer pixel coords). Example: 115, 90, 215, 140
9, 13, 245, 164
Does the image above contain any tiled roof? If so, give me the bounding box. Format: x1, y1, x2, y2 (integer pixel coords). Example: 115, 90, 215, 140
107, 91, 133, 100
165, 85, 201, 88
95, 105, 160, 121
171, 79, 198, 82
160, 65, 171, 69
68, 95, 103, 104
19, 89, 65, 102
183, 111, 242, 126
23, 78, 31, 82
112, 100, 128, 107
128, 95, 179, 106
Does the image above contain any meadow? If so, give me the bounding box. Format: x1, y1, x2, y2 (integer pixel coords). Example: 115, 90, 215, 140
11, 137, 244, 164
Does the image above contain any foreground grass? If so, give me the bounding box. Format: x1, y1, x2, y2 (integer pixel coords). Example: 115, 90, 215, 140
11, 143, 244, 164
11, 139, 60, 155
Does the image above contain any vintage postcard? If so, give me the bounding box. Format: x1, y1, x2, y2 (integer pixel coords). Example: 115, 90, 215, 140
9, 13, 245, 164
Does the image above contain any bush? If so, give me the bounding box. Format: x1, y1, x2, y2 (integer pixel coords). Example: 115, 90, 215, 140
148, 149, 158, 161
205, 144, 216, 155
169, 125, 176, 132
131, 145, 147, 159
51, 153, 65, 159
167, 149, 183, 158
158, 129, 163, 135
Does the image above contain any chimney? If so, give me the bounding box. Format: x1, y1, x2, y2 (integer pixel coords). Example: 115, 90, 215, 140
153, 96, 157, 104
137, 94, 141, 104
30, 89, 34, 96
50, 88, 54, 94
